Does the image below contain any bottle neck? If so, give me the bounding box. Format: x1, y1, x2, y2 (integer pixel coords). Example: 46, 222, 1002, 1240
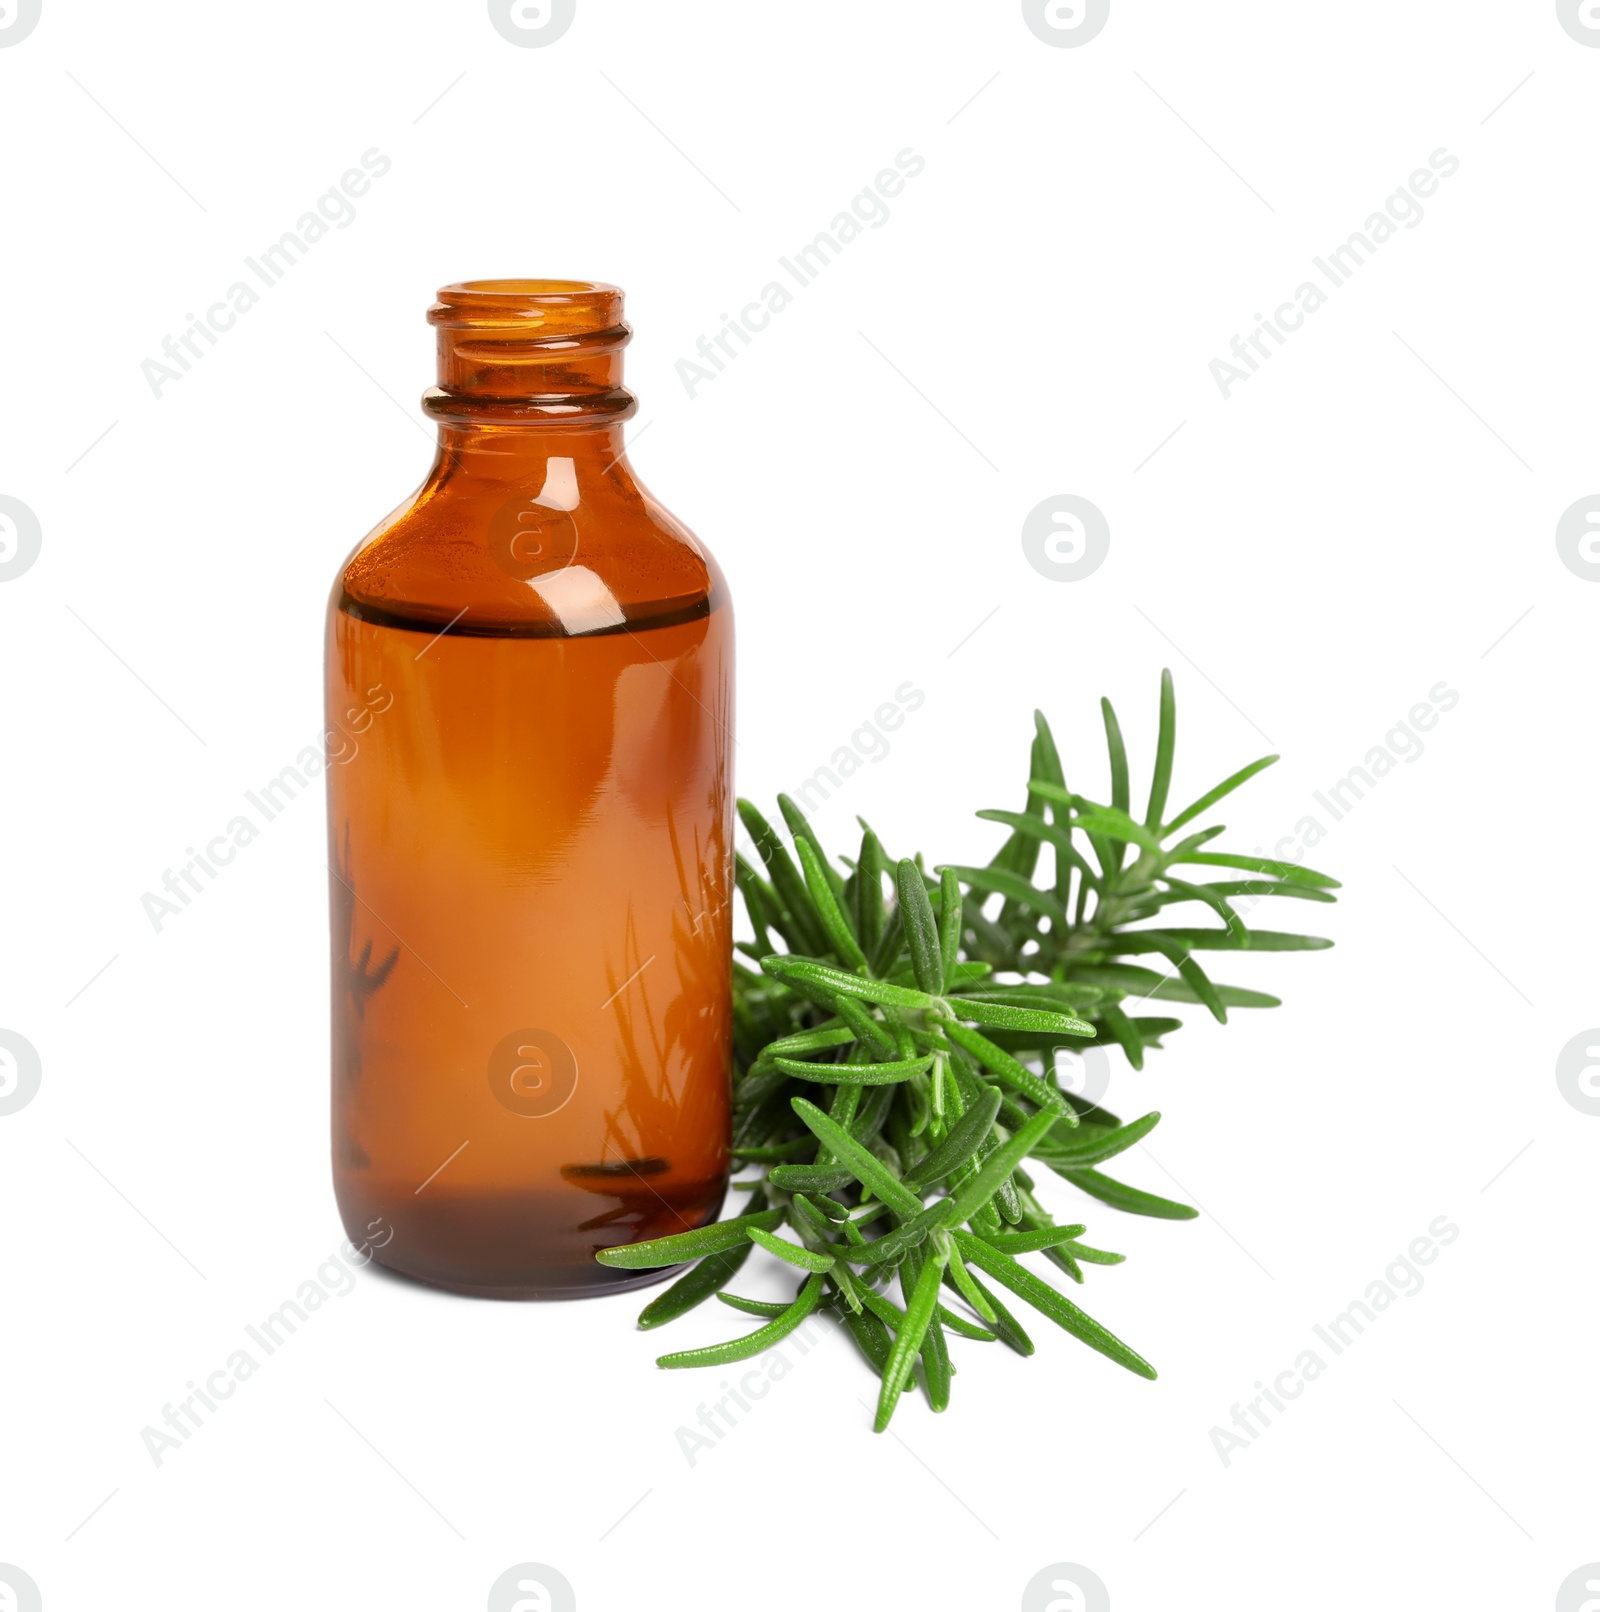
418, 282, 643, 582
423, 279, 636, 472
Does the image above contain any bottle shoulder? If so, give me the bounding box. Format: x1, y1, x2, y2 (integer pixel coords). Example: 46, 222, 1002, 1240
333, 460, 728, 639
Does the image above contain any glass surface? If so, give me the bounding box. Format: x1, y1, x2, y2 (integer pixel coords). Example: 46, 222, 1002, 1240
326, 282, 734, 1298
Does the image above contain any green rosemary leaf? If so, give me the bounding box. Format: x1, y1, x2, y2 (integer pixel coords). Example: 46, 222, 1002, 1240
944, 1243, 999, 1325
1128, 1015, 1183, 1042
656, 1272, 826, 1369
810, 1196, 855, 1231
768, 1163, 858, 1193
823, 1076, 863, 1146
1095, 1001, 1145, 1071
748, 1226, 836, 1273
772, 1053, 933, 1086
1153, 927, 1334, 952
897, 858, 945, 997
1146, 668, 1177, 829
882, 1019, 916, 1068
790, 1097, 923, 1218
876, 1252, 946, 1430
758, 963, 844, 1019
912, 1281, 952, 1411
941, 1020, 1074, 1116
717, 1291, 788, 1317
730, 1139, 813, 1162
1032, 709, 1066, 791
953, 1269, 1034, 1355
636, 1238, 753, 1329
738, 799, 830, 956
1101, 697, 1130, 816
857, 1284, 906, 1329
1035, 712, 1078, 908
953, 997, 1095, 1037
1004, 734, 1057, 930
842, 1303, 895, 1373
789, 1194, 841, 1236
984, 1224, 1089, 1254
998, 1167, 1023, 1225
1065, 1239, 1126, 1266
938, 1106, 1059, 1229
834, 993, 897, 1058
794, 833, 870, 971
1036, 1110, 1162, 1168
1159, 876, 1240, 929
779, 793, 847, 902
1198, 879, 1337, 904
1154, 975, 1285, 1006
763, 1024, 855, 1058
855, 824, 888, 955
1067, 962, 1281, 1009
1044, 1246, 1084, 1283
937, 866, 962, 982
1162, 755, 1279, 835
850, 1281, 969, 1386
902, 1085, 1003, 1189
849, 1080, 898, 1146
953, 1230, 1156, 1380
939, 863, 1071, 928
1058, 1166, 1199, 1220
597, 1208, 786, 1269
761, 955, 934, 1010
831, 1212, 934, 1267
1172, 850, 1340, 887
1158, 825, 1228, 872
1107, 932, 1228, 1023
734, 851, 779, 956
957, 981, 1092, 1011
1059, 801, 1163, 856
937, 1305, 998, 1342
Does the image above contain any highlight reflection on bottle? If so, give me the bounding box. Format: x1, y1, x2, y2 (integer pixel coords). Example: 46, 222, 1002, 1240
326, 281, 734, 1299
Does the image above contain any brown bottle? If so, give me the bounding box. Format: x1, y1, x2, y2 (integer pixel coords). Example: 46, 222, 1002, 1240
325, 280, 734, 1298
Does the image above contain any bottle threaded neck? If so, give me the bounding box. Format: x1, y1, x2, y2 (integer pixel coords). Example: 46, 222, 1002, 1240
424, 279, 635, 427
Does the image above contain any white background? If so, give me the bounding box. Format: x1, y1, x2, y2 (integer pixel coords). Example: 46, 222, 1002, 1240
2, 2, 1596, 1608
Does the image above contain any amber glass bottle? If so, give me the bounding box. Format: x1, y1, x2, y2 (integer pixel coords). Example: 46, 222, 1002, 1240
325, 280, 734, 1298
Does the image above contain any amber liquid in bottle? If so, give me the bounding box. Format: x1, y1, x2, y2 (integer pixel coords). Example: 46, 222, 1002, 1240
326, 281, 733, 1298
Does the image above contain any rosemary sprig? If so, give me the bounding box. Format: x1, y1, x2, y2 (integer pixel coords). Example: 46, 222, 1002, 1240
597, 670, 1338, 1430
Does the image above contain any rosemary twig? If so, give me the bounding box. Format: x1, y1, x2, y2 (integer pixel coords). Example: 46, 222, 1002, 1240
597, 670, 1339, 1430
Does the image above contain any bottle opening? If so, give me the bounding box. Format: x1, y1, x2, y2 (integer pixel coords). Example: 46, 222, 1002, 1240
429, 279, 624, 334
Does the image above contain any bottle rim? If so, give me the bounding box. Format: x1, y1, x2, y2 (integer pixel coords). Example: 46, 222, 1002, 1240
429, 280, 624, 334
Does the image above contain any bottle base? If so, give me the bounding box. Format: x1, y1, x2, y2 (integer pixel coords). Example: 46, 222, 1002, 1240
362, 1248, 686, 1302
337, 1177, 725, 1302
